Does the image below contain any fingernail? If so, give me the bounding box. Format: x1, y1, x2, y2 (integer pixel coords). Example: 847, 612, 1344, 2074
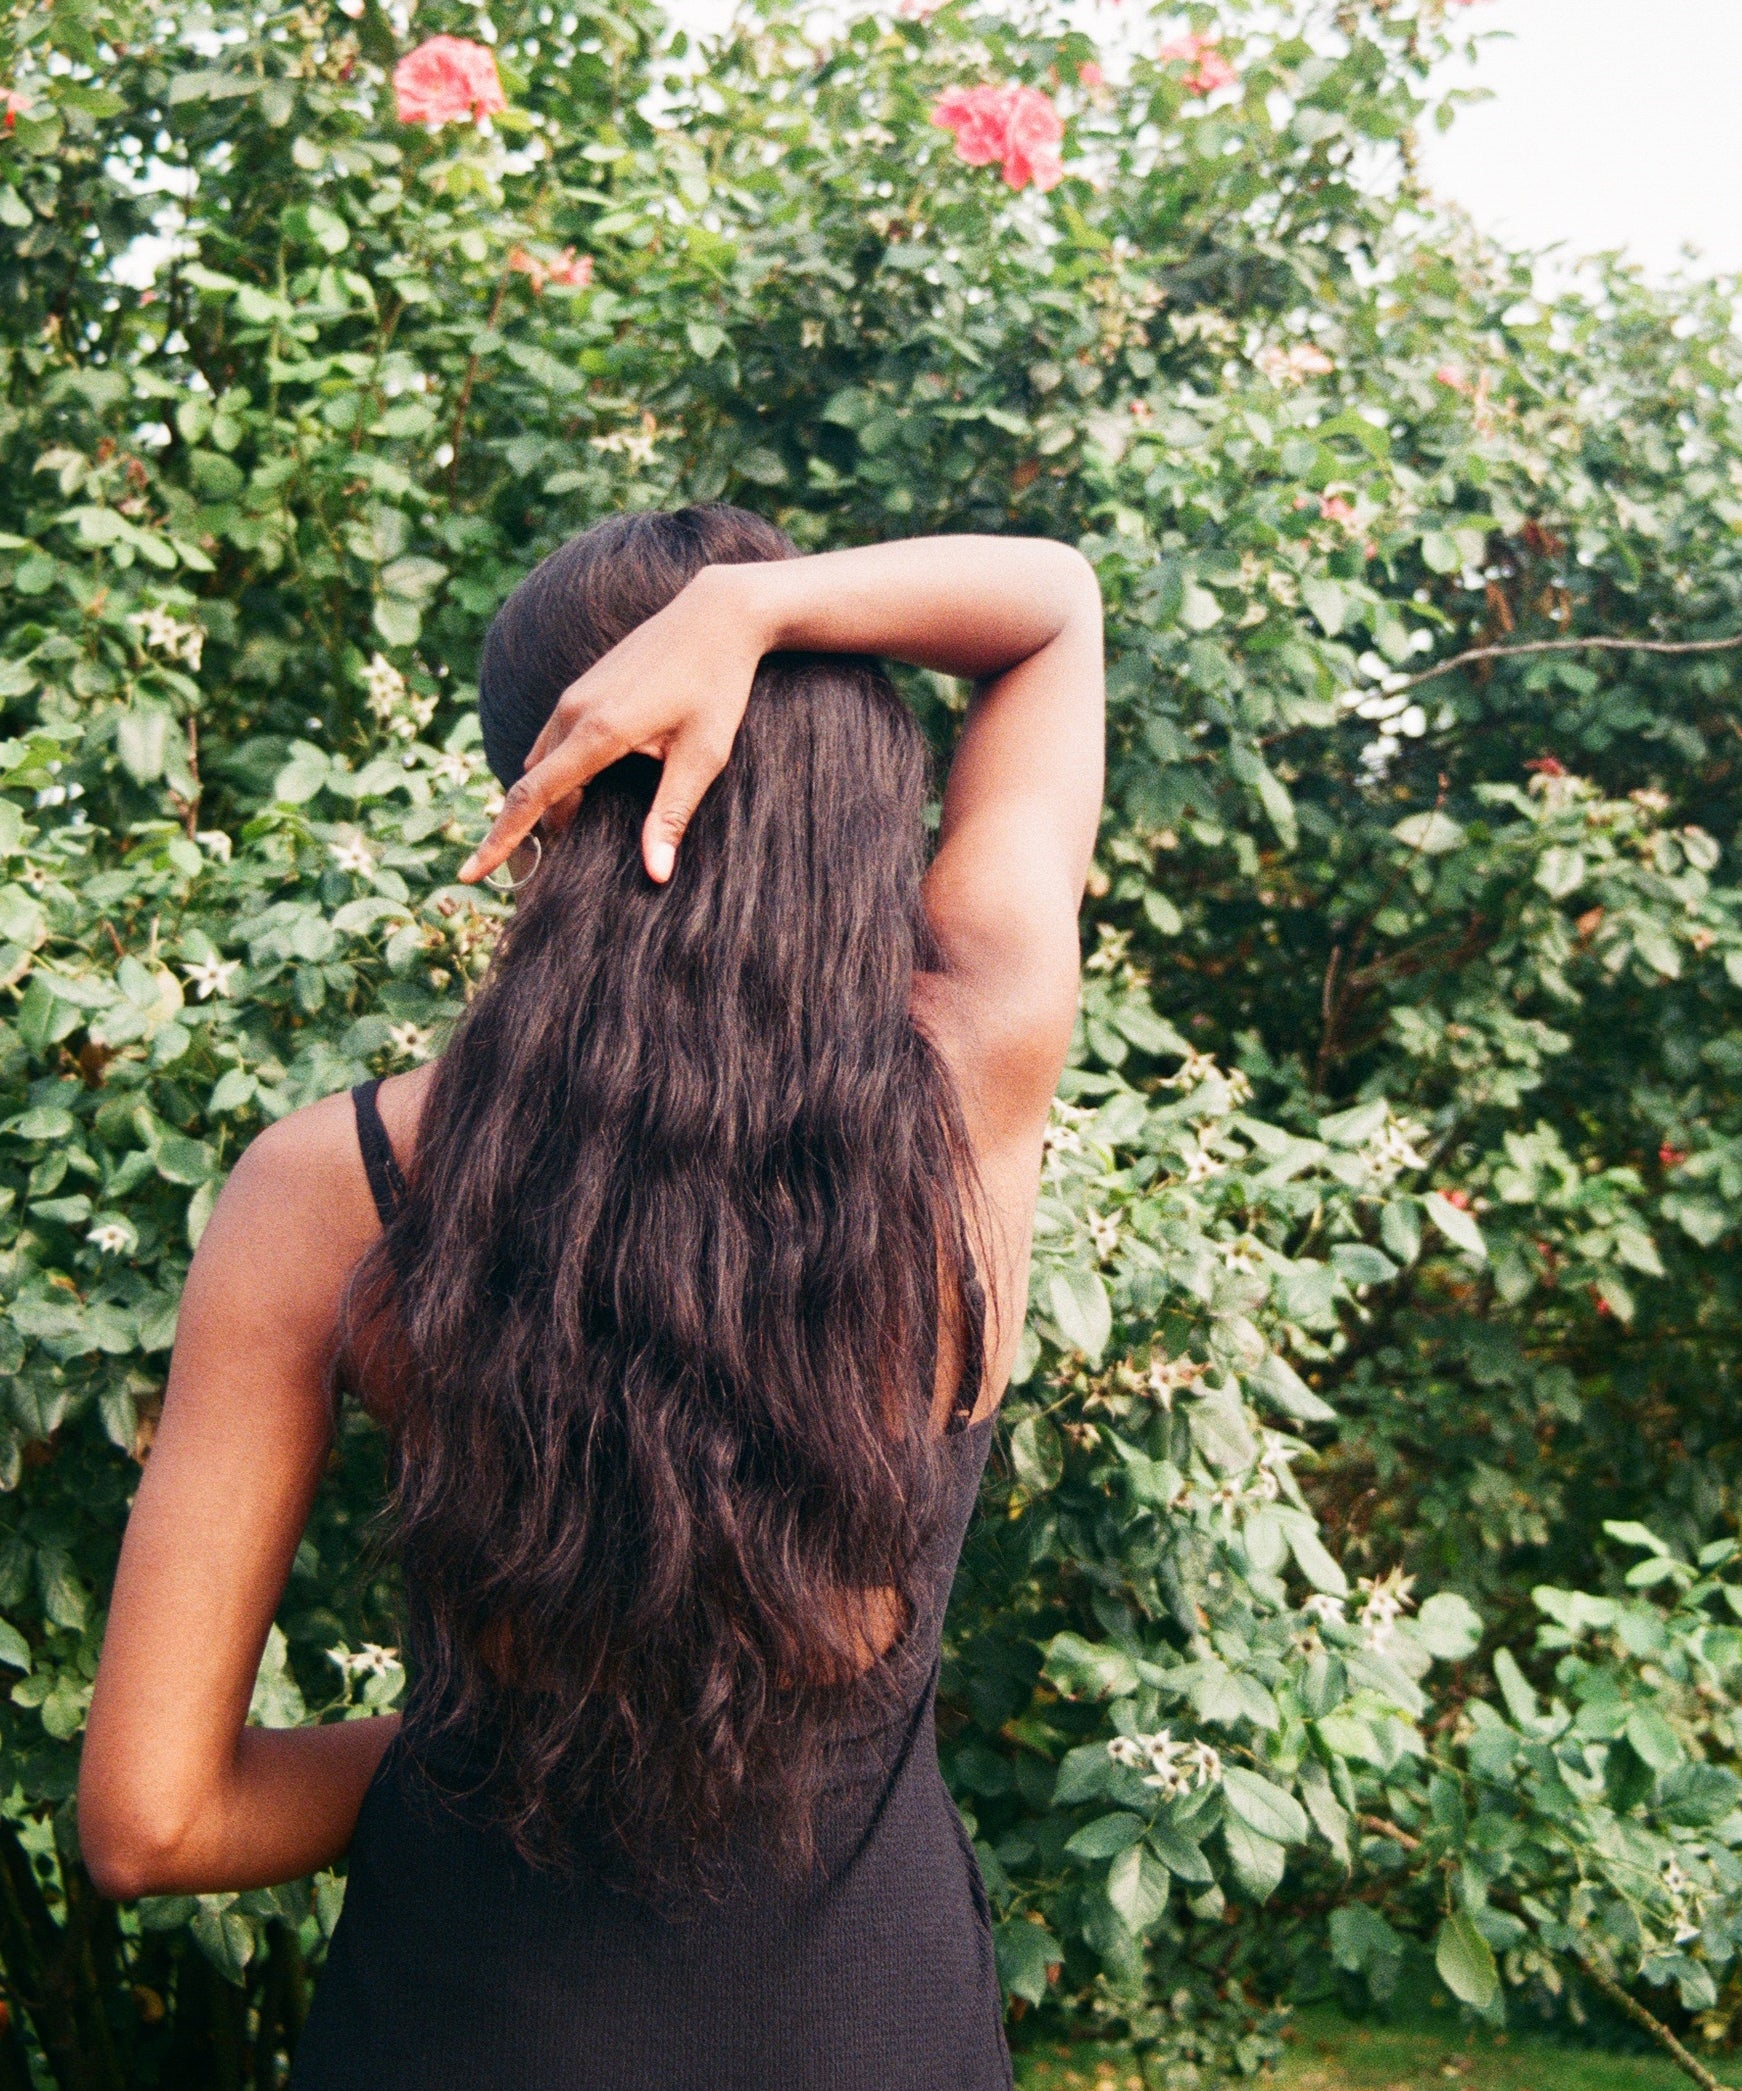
458, 854, 479, 882
648, 841, 675, 883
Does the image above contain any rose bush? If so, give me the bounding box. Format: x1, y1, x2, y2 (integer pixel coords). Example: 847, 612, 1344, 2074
2, 0, 1742, 2083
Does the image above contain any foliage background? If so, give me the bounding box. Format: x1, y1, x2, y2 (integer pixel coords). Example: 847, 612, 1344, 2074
4, 0, 1742, 2083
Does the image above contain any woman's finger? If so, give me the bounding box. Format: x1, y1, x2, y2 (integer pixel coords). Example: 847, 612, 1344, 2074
640, 729, 729, 884
459, 717, 624, 882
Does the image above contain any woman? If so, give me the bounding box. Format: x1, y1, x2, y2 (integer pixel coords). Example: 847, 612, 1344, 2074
78, 505, 1104, 2089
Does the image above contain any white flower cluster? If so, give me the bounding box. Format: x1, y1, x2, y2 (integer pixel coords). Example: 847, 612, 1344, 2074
1160, 1049, 1252, 1107
1356, 1567, 1416, 1653
428, 747, 481, 789
361, 652, 437, 742
1660, 1858, 1705, 1948
1107, 1728, 1223, 1797
590, 411, 660, 466
1362, 1113, 1428, 1190
130, 604, 204, 670
1041, 1098, 1093, 1163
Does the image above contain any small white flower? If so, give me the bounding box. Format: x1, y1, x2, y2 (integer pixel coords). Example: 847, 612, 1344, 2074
360, 652, 407, 713
89, 1220, 135, 1256
1042, 1100, 1091, 1163
1107, 1735, 1146, 1769
429, 749, 479, 788
387, 1021, 433, 1063
195, 829, 233, 863
590, 412, 660, 466
1088, 1210, 1120, 1260
182, 955, 239, 1000
328, 1640, 401, 1678
1357, 1567, 1416, 1653
130, 604, 204, 669
330, 835, 376, 876
1301, 1591, 1347, 1626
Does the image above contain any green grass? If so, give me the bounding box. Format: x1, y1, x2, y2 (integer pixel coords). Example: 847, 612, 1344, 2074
1013, 2006, 1742, 2091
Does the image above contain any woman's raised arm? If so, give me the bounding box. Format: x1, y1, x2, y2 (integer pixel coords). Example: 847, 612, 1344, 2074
460, 534, 1104, 1109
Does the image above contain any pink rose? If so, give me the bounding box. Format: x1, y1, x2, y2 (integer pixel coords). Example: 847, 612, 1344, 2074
509, 245, 593, 293
393, 36, 507, 128
1157, 32, 1237, 97
1319, 495, 1355, 526
931, 83, 1064, 193
545, 248, 592, 289
1078, 61, 1105, 88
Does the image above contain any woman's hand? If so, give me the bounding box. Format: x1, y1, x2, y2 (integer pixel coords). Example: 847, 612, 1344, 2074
460, 565, 766, 887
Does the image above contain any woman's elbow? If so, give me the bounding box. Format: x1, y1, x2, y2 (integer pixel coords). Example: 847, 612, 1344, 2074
76, 1768, 200, 1901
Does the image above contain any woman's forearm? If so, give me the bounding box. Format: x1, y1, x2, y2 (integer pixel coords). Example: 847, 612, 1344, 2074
723, 535, 1101, 685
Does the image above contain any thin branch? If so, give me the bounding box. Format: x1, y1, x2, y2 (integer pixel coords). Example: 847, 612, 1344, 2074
1357, 1813, 1421, 1852
1377, 630, 1742, 702
1352, 1812, 1724, 2091
1574, 1951, 1725, 2091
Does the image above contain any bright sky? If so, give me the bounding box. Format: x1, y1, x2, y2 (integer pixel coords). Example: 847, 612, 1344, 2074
1419, 0, 1742, 283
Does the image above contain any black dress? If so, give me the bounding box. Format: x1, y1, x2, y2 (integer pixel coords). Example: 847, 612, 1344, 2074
290, 1082, 1011, 2091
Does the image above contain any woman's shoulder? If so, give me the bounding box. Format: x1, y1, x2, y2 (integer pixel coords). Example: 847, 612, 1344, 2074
205, 1065, 442, 1296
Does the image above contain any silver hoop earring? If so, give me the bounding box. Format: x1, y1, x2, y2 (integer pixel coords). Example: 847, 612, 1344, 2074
483, 831, 542, 893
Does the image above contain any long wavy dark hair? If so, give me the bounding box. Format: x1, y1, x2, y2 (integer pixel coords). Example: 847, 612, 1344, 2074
347, 505, 985, 1893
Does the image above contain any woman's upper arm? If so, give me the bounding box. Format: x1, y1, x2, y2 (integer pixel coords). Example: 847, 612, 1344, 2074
922, 556, 1105, 1120
79, 1095, 376, 1867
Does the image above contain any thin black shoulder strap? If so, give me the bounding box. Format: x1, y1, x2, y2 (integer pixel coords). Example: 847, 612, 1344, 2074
351, 1078, 407, 1229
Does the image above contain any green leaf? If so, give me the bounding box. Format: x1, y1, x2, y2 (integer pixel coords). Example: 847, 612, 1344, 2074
372, 596, 422, 649
1424, 1192, 1487, 1262
1302, 577, 1345, 635
1250, 1353, 1337, 1424
1051, 1743, 1111, 1806
1434, 1912, 1498, 2010
1415, 1592, 1483, 1662
1008, 1414, 1062, 1493
1603, 1520, 1671, 1556
1535, 845, 1586, 899
994, 1917, 1062, 2005
1222, 1768, 1309, 1846
1047, 1267, 1111, 1362
1064, 1811, 1147, 1861
1392, 810, 1466, 855
1222, 1815, 1287, 1902
1625, 1705, 1684, 1771
1106, 1843, 1170, 1933
1492, 1647, 1540, 1730
1277, 1512, 1348, 1598
1146, 1821, 1213, 1883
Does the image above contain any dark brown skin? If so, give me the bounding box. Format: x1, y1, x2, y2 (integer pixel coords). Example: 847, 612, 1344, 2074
78, 535, 1105, 1899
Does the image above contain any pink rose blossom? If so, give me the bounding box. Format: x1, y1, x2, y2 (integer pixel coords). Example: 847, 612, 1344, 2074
1078, 61, 1105, 88
1319, 495, 1355, 526
1434, 364, 1471, 393
1157, 32, 1237, 97
393, 36, 507, 128
510, 245, 593, 292
932, 83, 1065, 192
